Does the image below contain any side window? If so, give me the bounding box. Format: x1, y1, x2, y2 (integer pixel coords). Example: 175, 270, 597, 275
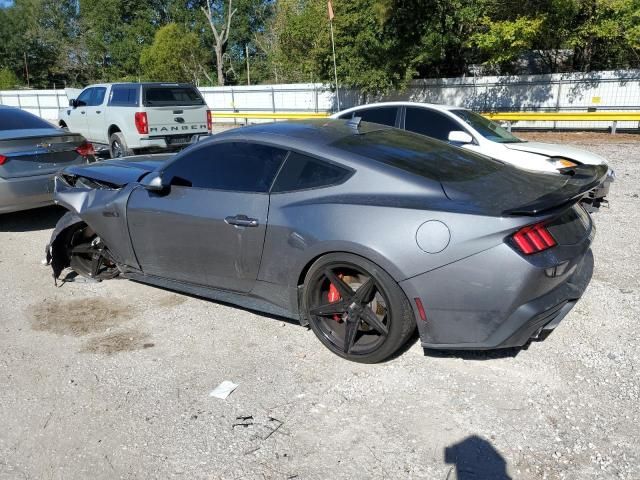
75, 88, 93, 107
109, 86, 139, 106
405, 107, 464, 142
163, 142, 287, 193
91, 87, 107, 106
272, 152, 352, 192
356, 107, 398, 127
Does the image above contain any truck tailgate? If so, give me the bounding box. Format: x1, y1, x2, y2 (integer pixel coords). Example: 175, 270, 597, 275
146, 106, 209, 138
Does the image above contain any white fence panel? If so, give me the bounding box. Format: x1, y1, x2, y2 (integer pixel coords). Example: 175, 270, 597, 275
1, 70, 639, 130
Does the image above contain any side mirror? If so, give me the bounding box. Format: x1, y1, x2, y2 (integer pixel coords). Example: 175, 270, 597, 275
448, 131, 474, 144
69, 99, 77, 108
141, 172, 166, 191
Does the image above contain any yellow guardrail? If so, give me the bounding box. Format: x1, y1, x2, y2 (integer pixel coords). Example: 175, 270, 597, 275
212, 112, 329, 120
212, 110, 640, 133
484, 111, 640, 122
213, 110, 640, 121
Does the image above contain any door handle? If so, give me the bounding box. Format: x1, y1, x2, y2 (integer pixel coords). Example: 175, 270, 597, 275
225, 214, 259, 227
96, 110, 101, 114
81, 111, 86, 114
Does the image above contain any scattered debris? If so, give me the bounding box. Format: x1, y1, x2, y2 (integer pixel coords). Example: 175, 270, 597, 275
262, 417, 284, 440
209, 380, 238, 399
233, 415, 254, 428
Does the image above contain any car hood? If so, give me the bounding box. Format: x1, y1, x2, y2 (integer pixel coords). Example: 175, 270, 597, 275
504, 141, 607, 166
62, 154, 172, 187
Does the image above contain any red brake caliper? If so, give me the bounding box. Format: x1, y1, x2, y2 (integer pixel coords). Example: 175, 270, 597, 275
328, 274, 343, 322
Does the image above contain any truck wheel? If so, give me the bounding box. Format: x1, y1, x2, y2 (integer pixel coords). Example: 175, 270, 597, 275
109, 132, 133, 158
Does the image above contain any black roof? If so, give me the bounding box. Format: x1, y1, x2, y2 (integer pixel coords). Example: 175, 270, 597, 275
110, 82, 197, 88
214, 119, 387, 147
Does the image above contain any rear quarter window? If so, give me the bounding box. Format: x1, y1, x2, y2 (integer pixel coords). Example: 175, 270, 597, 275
109, 86, 139, 107
272, 152, 352, 192
341, 107, 398, 127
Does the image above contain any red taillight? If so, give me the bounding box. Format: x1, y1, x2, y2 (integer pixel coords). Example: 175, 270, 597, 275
0, 154, 7, 166
207, 110, 213, 131
75, 142, 95, 157
512, 222, 557, 255
414, 298, 427, 322
135, 112, 148, 134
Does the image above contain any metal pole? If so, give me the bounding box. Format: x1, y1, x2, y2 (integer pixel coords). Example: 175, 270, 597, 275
246, 44, 250, 86
24, 52, 30, 88
554, 80, 562, 131
271, 87, 276, 114
230, 88, 236, 126
329, 20, 341, 111
314, 85, 319, 113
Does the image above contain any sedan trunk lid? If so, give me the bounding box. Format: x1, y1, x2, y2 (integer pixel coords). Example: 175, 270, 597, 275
0, 128, 88, 179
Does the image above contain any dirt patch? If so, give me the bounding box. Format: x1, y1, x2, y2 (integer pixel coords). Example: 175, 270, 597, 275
81, 330, 151, 355
30, 298, 136, 336
156, 294, 187, 309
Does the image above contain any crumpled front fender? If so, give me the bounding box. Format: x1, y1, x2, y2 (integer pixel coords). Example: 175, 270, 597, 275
47, 175, 142, 278
45, 210, 86, 280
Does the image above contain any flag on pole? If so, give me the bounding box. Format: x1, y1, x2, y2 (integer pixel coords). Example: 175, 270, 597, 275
328, 0, 335, 21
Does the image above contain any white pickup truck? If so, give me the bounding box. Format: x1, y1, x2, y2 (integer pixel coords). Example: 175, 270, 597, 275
59, 83, 211, 158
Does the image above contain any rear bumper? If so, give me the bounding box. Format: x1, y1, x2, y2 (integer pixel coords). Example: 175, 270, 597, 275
136, 133, 210, 152
582, 168, 614, 212
0, 174, 54, 214
400, 241, 594, 350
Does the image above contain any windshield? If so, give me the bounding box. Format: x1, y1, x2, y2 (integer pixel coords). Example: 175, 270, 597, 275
142, 86, 205, 107
450, 109, 523, 143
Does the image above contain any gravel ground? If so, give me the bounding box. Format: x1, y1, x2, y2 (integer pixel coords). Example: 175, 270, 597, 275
0, 133, 638, 480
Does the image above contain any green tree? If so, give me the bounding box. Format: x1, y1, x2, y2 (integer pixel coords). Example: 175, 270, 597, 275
140, 23, 211, 84
0, 67, 20, 89
0, 0, 79, 88
79, 0, 159, 81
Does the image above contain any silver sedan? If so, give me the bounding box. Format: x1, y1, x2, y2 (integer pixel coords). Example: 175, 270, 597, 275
0, 106, 95, 214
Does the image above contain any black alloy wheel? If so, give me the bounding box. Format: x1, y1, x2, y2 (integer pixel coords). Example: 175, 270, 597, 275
304, 253, 415, 363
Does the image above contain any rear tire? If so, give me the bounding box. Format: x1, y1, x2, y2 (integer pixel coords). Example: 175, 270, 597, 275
109, 132, 133, 158
302, 253, 415, 363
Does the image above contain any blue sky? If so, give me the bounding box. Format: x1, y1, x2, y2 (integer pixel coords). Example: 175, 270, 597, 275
0, 0, 13, 7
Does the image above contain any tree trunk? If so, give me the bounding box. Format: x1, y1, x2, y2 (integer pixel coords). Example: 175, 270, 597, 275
201, 1, 237, 87
216, 46, 224, 85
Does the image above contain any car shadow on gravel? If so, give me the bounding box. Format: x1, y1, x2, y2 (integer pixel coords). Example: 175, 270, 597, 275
0, 205, 66, 232
424, 347, 522, 361
423, 330, 555, 361
444, 435, 512, 480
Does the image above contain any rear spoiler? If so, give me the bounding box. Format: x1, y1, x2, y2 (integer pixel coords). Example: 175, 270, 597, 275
503, 164, 608, 216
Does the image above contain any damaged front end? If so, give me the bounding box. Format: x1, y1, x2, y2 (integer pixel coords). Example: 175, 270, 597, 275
45, 156, 167, 283
45, 209, 120, 284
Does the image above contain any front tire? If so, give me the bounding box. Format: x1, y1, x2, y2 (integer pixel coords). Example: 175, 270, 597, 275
68, 227, 120, 281
303, 253, 415, 363
109, 132, 133, 158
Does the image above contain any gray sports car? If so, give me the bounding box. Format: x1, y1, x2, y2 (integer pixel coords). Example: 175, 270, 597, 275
46, 119, 604, 362
0, 106, 96, 214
